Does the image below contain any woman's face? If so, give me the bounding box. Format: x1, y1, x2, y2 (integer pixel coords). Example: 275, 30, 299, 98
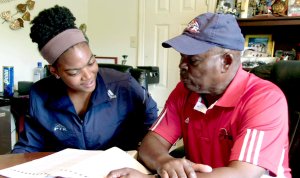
51, 42, 99, 93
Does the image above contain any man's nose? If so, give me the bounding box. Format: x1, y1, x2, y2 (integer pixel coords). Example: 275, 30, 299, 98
179, 58, 188, 71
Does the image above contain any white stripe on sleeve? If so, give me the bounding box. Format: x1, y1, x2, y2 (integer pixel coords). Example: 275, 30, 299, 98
151, 108, 167, 131
239, 129, 251, 161
253, 131, 264, 165
239, 129, 265, 165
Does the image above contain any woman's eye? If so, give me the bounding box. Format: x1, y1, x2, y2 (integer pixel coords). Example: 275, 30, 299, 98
88, 60, 96, 66
68, 71, 79, 76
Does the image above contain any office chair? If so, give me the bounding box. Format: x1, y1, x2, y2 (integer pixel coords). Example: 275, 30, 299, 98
269, 61, 300, 178
98, 63, 148, 90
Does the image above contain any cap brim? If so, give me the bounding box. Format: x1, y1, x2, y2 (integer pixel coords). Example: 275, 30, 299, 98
162, 34, 216, 55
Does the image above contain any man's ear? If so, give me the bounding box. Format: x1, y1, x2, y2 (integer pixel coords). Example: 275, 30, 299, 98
49, 65, 60, 79
221, 53, 233, 73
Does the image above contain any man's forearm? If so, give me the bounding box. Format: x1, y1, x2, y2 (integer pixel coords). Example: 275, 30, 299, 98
138, 132, 172, 171
194, 161, 265, 178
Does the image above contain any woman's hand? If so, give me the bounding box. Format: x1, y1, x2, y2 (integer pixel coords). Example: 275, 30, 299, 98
106, 168, 154, 178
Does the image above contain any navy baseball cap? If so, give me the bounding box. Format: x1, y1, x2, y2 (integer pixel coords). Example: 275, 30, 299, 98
162, 13, 245, 55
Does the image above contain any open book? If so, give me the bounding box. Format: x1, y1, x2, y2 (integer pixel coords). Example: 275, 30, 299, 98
0, 147, 150, 178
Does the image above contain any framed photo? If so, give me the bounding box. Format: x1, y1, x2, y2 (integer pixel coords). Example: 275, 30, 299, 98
244, 34, 274, 56
288, 0, 300, 16
95, 56, 118, 64
241, 56, 277, 70
238, 0, 249, 18
216, 0, 236, 14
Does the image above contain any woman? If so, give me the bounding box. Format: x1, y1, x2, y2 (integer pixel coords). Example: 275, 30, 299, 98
12, 5, 158, 153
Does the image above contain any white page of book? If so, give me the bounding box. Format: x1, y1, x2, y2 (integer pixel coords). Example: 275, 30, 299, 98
0, 147, 150, 178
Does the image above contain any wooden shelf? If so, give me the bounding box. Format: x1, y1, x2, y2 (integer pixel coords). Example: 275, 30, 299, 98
237, 16, 300, 27
237, 15, 300, 53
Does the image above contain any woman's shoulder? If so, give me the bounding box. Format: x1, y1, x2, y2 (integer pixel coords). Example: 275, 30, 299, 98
98, 68, 131, 84
30, 75, 65, 96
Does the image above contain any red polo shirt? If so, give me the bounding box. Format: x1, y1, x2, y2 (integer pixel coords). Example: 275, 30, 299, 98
151, 66, 291, 178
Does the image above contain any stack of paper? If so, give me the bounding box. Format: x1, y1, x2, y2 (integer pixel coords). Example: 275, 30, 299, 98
0, 147, 149, 178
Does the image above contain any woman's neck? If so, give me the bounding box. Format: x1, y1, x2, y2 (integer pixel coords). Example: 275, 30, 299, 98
68, 90, 92, 118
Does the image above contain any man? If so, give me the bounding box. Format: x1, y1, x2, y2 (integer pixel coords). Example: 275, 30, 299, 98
107, 13, 291, 178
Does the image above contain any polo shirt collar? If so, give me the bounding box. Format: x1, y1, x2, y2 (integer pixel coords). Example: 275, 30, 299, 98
216, 65, 249, 107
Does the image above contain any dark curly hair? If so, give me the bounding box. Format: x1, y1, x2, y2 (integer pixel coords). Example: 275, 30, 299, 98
30, 5, 77, 50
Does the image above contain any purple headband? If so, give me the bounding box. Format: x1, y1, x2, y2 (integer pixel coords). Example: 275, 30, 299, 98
40, 29, 87, 64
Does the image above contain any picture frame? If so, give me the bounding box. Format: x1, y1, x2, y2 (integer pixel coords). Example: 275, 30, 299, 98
241, 56, 277, 70
288, 0, 300, 16
216, 0, 236, 14
244, 34, 274, 56
95, 56, 118, 64
238, 0, 249, 18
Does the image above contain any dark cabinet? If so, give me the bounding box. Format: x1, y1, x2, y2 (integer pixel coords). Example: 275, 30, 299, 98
237, 16, 300, 53
0, 98, 14, 154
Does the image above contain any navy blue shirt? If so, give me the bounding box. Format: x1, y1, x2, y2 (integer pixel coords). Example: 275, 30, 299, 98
13, 68, 158, 153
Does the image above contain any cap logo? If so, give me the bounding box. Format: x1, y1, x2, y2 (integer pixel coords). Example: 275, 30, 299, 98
185, 19, 200, 33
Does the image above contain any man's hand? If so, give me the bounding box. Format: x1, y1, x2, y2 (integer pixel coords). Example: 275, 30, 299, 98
105, 158, 212, 178
138, 132, 212, 177
106, 168, 154, 178
157, 157, 212, 178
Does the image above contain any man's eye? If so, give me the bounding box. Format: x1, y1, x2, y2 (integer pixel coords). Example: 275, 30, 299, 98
189, 60, 198, 65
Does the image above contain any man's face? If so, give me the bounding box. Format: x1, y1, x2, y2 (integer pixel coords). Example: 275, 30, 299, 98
52, 42, 99, 94
179, 48, 225, 95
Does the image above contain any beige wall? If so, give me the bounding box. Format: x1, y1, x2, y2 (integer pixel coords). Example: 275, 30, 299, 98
0, 0, 138, 92
87, 0, 139, 66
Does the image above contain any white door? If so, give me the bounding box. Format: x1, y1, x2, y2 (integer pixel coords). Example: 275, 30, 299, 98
138, 0, 217, 110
